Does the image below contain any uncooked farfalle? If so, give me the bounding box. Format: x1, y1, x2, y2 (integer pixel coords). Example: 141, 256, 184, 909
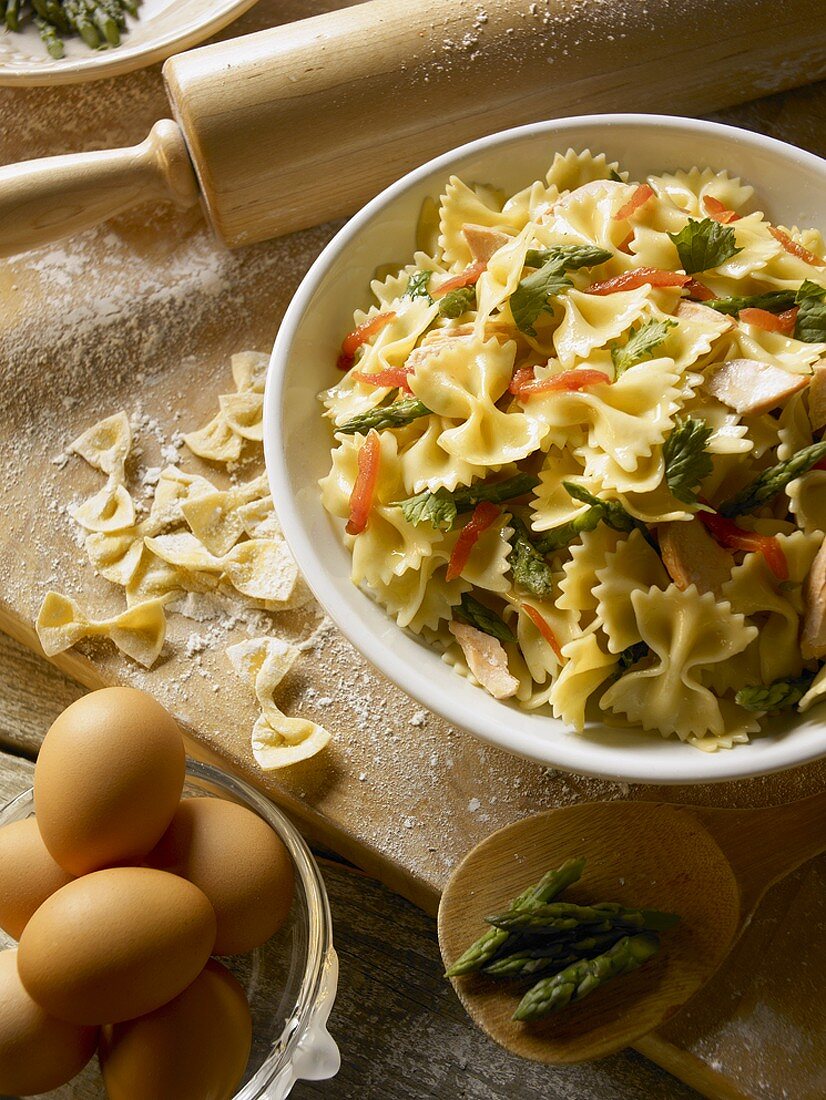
36, 591, 167, 668
67, 411, 135, 533
226, 637, 331, 769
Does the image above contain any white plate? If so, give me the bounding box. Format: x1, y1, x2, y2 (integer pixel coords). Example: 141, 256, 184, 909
0, 0, 258, 85
264, 113, 826, 785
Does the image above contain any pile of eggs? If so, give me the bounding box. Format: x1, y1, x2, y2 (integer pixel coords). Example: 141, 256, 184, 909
0, 686, 295, 1099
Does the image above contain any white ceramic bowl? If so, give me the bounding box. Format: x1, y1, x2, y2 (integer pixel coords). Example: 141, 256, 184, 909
265, 113, 826, 785
0, 0, 258, 86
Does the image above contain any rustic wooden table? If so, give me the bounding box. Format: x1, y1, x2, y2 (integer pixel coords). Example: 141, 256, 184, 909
2, 2, 825, 1096
0, 632, 700, 1099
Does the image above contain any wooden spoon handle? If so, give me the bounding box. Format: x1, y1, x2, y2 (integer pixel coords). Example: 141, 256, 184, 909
694, 792, 826, 913
0, 120, 198, 260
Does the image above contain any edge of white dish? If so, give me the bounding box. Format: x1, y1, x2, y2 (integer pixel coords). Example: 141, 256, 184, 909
264, 113, 826, 785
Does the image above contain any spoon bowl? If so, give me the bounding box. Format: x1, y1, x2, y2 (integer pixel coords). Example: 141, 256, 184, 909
438, 794, 826, 1064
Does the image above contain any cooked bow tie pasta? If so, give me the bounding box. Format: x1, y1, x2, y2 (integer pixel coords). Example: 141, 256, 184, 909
318, 148, 826, 752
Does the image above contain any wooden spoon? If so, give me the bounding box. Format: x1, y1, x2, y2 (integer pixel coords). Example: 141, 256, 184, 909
438, 794, 826, 1064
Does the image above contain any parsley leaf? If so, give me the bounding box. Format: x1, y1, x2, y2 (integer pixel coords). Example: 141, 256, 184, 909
438, 285, 476, 318
720, 439, 826, 517
662, 417, 713, 504
337, 398, 430, 435
736, 670, 816, 713
608, 168, 624, 183
795, 279, 826, 343
508, 516, 555, 598
405, 269, 433, 302
667, 217, 742, 274
395, 473, 540, 530
610, 318, 676, 376
705, 290, 795, 316
454, 593, 515, 643
511, 246, 612, 336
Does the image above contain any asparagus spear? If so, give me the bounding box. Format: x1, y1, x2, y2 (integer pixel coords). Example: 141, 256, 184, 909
720, 439, 826, 517
513, 933, 661, 1021
337, 397, 430, 435
4, 0, 20, 32
483, 930, 625, 978
444, 857, 586, 977
487, 901, 679, 935
65, 0, 100, 48
86, 0, 120, 46
34, 15, 64, 58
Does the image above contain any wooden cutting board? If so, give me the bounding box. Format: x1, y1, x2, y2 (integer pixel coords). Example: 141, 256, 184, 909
1, 3, 825, 1096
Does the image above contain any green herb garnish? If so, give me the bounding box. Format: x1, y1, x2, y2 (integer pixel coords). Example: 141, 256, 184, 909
610, 318, 676, 376
719, 440, 826, 517
667, 217, 742, 274
395, 473, 540, 530
512, 246, 612, 336
795, 280, 826, 344
454, 593, 515, 643
618, 641, 649, 671
405, 269, 433, 302
663, 417, 713, 504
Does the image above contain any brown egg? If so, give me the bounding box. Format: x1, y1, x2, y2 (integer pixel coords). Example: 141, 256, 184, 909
0, 948, 98, 1095
17, 867, 216, 1024
0, 817, 75, 939
35, 686, 186, 874
99, 959, 252, 1100
147, 797, 295, 955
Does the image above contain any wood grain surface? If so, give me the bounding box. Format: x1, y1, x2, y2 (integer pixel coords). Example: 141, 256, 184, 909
0, 632, 696, 1100
0, 3, 824, 1097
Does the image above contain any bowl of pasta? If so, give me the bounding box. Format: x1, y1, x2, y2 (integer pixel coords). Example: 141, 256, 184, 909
264, 113, 826, 783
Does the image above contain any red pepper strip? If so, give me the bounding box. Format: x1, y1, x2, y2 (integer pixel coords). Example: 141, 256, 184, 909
345, 430, 381, 536
769, 227, 825, 268
514, 368, 611, 400
814, 457, 826, 471
739, 306, 799, 335
509, 366, 536, 395
433, 260, 487, 299
684, 278, 715, 301
337, 312, 396, 371
522, 604, 564, 662
350, 366, 414, 393
588, 268, 691, 295
614, 183, 654, 221
446, 502, 501, 582
703, 195, 740, 223
698, 510, 788, 581
618, 229, 635, 254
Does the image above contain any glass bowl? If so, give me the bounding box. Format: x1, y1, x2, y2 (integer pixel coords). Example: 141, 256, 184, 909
0, 759, 340, 1099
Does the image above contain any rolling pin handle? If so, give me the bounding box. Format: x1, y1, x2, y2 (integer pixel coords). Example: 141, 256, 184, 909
0, 119, 200, 260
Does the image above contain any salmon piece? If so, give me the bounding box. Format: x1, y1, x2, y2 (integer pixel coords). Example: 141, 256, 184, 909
659, 520, 734, 597
704, 358, 809, 416
448, 620, 519, 699
802, 539, 826, 659
462, 224, 511, 264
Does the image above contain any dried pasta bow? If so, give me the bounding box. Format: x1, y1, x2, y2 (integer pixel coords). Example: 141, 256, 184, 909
227, 637, 331, 769
67, 411, 135, 533
36, 591, 167, 668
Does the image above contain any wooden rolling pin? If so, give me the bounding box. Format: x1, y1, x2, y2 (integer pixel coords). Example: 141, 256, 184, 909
1, 0, 826, 256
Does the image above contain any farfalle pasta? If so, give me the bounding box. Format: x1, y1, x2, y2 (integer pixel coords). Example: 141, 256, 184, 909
320, 150, 826, 749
